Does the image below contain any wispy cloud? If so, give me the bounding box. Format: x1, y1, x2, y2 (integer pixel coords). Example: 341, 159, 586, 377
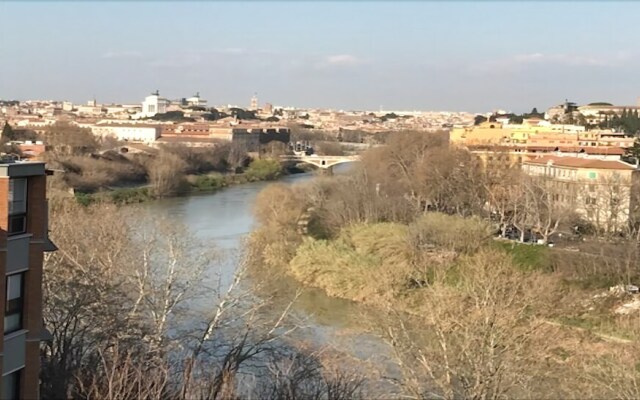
101, 50, 143, 59
326, 54, 360, 65
215, 47, 247, 55
468, 51, 636, 75
146, 48, 277, 68
314, 54, 366, 70
512, 52, 612, 67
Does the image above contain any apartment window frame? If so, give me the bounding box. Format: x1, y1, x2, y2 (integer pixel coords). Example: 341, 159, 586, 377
8, 178, 28, 236
1, 369, 21, 400
4, 273, 25, 334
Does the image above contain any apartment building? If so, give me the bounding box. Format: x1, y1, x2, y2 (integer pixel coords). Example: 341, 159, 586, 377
0, 160, 54, 399
451, 121, 634, 148
470, 145, 628, 172
522, 155, 639, 233
90, 124, 160, 143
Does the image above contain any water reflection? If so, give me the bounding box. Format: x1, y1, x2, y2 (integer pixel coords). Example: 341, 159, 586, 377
144, 168, 396, 380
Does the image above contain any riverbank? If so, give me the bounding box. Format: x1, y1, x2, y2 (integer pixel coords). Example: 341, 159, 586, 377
248, 179, 640, 397
74, 159, 307, 206
253, 211, 639, 341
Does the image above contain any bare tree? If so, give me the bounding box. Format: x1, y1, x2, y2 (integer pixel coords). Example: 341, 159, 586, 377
522, 176, 566, 244
384, 250, 560, 399
147, 150, 187, 197
45, 121, 99, 156
42, 202, 309, 399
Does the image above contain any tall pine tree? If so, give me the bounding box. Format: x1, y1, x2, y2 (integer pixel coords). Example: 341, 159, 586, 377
1, 121, 15, 141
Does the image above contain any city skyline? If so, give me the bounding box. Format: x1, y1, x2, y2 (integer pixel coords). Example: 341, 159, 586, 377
2, 1, 640, 113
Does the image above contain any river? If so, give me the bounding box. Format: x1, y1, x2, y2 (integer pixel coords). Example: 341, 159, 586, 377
144, 168, 397, 387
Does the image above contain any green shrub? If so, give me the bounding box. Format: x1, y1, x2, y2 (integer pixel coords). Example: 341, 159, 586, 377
244, 159, 282, 181
289, 223, 412, 303
493, 241, 552, 272
408, 213, 492, 255
109, 187, 153, 204
191, 174, 227, 191
75, 192, 96, 207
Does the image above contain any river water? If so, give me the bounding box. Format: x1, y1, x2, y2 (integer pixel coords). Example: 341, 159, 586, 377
144, 169, 397, 385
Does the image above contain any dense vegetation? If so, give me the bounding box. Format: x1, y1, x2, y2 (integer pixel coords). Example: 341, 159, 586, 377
249, 130, 640, 398
39, 122, 288, 203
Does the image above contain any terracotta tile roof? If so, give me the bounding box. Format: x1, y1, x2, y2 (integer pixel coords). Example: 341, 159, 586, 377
157, 136, 222, 144
524, 155, 636, 170
95, 124, 159, 128
468, 145, 626, 155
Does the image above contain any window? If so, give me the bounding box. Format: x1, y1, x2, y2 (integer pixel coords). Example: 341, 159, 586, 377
2, 370, 21, 400
588, 172, 597, 179
586, 197, 597, 206
8, 178, 27, 235
588, 184, 596, 192
5, 274, 24, 334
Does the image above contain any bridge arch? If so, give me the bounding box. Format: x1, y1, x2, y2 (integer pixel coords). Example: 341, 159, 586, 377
279, 155, 361, 170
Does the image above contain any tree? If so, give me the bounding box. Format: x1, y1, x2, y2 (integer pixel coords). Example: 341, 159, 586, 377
147, 150, 187, 197
244, 158, 282, 181
202, 108, 228, 121
229, 108, 258, 120
42, 202, 312, 399
625, 138, 640, 166
474, 115, 487, 125
226, 141, 250, 172
483, 167, 523, 237
1, 121, 15, 140
45, 121, 99, 156
150, 111, 195, 122
384, 250, 560, 399
519, 176, 566, 244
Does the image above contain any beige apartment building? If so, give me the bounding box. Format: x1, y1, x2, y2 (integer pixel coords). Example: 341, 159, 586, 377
0, 160, 55, 399
522, 155, 639, 233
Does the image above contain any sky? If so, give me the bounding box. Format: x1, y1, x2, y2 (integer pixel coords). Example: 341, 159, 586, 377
1, 1, 640, 113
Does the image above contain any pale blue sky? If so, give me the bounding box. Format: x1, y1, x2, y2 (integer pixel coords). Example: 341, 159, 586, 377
1, 1, 639, 113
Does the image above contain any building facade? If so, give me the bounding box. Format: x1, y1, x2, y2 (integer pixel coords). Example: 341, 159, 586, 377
0, 161, 54, 399
185, 93, 207, 108
522, 155, 639, 233
91, 124, 160, 143
140, 92, 170, 118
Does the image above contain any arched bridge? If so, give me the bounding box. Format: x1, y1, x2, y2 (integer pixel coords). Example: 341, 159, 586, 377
280, 154, 361, 170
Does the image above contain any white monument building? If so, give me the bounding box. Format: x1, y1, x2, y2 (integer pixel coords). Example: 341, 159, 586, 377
139, 90, 170, 118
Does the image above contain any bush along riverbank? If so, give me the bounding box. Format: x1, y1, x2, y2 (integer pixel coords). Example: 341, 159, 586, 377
74, 158, 290, 205
248, 171, 640, 399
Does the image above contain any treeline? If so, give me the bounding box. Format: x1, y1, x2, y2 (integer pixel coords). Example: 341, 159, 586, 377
597, 108, 640, 134
267, 131, 638, 242
249, 130, 640, 398
148, 107, 277, 123
36, 122, 285, 202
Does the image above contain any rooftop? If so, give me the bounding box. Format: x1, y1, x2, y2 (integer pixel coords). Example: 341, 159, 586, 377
524, 155, 636, 170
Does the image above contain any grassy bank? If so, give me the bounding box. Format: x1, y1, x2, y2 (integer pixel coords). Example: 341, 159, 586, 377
251, 208, 640, 343
74, 158, 288, 205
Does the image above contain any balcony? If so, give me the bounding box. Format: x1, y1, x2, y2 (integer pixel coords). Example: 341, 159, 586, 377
6, 234, 30, 274
3, 330, 26, 374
